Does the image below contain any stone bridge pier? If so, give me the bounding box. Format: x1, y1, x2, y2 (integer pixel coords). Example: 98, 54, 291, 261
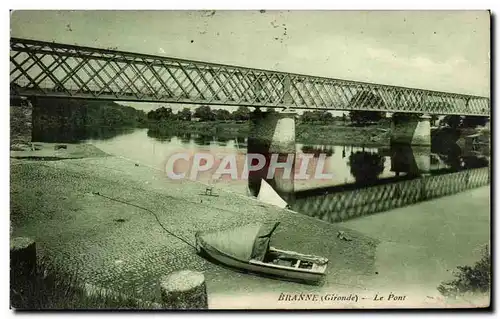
247, 110, 296, 206
390, 114, 431, 146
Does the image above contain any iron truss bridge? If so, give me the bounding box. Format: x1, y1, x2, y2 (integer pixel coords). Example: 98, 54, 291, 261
10, 37, 490, 116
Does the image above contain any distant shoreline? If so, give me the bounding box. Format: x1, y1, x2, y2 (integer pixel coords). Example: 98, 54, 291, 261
146, 120, 391, 146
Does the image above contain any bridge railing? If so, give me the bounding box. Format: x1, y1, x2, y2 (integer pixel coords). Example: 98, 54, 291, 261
291, 167, 490, 223
10, 37, 490, 116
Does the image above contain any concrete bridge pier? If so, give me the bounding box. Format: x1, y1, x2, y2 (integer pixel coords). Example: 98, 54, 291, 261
247, 110, 296, 206
390, 114, 431, 146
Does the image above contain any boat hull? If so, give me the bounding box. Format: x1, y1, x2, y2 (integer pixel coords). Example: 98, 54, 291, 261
197, 242, 325, 284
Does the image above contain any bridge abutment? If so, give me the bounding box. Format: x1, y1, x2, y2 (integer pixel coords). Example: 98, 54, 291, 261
247, 110, 296, 206
390, 114, 431, 146
10, 96, 33, 149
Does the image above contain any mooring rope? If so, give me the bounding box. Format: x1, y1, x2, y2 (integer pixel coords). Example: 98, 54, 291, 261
31, 160, 376, 292
93, 190, 386, 292
92, 191, 197, 250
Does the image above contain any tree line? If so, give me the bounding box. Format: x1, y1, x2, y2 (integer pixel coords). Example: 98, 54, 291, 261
439, 115, 488, 129
147, 105, 253, 122
33, 98, 147, 128
147, 105, 369, 124
30, 98, 148, 142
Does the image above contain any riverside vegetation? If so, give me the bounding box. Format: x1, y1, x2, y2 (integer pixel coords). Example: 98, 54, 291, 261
437, 245, 490, 300
144, 105, 392, 145
25, 98, 488, 146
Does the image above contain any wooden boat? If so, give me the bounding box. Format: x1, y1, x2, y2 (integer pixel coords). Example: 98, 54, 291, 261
195, 222, 328, 283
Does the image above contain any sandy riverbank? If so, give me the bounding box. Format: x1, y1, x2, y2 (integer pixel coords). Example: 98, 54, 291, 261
10, 143, 490, 308
10, 145, 379, 307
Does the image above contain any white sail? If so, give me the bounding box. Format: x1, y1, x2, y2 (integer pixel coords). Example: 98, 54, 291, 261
257, 179, 288, 209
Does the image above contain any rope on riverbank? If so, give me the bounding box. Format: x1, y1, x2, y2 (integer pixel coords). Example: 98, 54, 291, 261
23, 160, 380, 291
92, 191, 198, 251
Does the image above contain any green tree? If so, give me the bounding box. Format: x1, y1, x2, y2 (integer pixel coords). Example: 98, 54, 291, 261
349, 110, 384, 125
214, 109, 232, 121
177, 108, 192, 121
147, 107, 174, 121
441, 115, 462, 129
194, 105, 215, 121
232, 106, 251, 121
461, 116, 488, 128
320, 111, 333, 122
300, 111, 312, 123
300, 110, 333, 123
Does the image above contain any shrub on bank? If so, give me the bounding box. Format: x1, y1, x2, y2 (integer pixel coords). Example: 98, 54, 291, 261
437, 245, 490, 298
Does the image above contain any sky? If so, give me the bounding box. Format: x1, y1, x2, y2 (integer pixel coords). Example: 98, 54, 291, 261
10, 10, 490, 113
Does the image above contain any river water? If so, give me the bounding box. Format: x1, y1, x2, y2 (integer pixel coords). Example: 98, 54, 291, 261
69, 127, 490, 197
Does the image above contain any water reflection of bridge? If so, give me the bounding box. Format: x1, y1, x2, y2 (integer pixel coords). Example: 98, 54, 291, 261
291, 167, 489, 223
290, 142, 490, 222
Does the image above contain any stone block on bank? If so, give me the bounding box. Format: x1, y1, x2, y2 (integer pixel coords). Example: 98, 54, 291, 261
10, 237, 37, 280
159, 270, 208, 309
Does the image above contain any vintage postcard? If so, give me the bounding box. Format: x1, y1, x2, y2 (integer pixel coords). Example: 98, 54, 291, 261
9, 10, 491, 310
